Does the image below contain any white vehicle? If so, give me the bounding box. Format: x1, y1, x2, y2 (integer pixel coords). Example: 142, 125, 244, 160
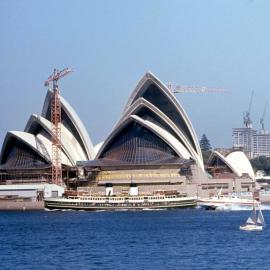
198, 189, 259, 210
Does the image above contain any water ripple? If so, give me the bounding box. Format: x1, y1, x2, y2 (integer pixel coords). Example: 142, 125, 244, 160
0, 209, 270, 269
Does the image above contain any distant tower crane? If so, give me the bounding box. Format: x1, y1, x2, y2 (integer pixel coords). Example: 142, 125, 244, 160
243, 91, 254, 128
167, 83, 225, 93
44, 68, 73, 186
260, 100, 268, 131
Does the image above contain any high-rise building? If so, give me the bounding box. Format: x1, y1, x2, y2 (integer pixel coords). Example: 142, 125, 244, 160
232, 128, 270, 159
232, 128, 256, 159
253, 130, 270, 157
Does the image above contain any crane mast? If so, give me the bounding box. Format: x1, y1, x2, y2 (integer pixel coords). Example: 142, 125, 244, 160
167, 83, 224, 93
44, 68, 73, 186
260, 100, 268, 131
243, 91, 254, 128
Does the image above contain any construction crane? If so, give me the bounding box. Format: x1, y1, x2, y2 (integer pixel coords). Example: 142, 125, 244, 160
243, 91, 254, 128
260, 100, 268, 131
167, 83, 225, 93
44, 68, 73, 186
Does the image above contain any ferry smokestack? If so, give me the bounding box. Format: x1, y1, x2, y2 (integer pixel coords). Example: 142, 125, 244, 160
105, 183, 113, 196
129, 183, 138, 196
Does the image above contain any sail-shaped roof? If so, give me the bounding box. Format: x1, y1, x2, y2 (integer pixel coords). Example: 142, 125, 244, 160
208, 150, 255, 179
97, 116, 185, 164
0, 89, 95, 169
0, 131, 49, 168
122, 72, 202, 158
25, 114, 88, 165
97, 72, 203, 169
0, 71, 204, 173
0, 131, 72, 167
226, 151, 255, 179
42, 90, 94, 160
207, 151, 237, 174
117, 97, 204, 169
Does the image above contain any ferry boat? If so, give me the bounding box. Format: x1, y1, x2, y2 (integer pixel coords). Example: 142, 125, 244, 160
197, 189, 260, 210
44, 192, 197, 211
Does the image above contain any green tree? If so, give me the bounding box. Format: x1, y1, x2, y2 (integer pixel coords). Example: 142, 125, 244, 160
199, 134, 212, 164
200, 134, 211, 151
250, 156, 270, 174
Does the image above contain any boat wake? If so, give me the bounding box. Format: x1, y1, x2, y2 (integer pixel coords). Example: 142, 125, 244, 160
216, 205, 253, 211
260, 204, 270, 211
142, 208, 166, 211
214, 204, 270, 211
44, 208, 59, 212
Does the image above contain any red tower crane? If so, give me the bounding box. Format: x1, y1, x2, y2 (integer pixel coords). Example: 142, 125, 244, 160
44, 68, 73, 186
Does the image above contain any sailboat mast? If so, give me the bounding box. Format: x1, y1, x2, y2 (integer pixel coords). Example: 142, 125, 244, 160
252, 180, 257, 224
253, 195, 257, 224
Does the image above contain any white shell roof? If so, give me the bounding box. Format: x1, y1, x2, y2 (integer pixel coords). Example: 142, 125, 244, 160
123, 72, 203, 160
94, 141, 104, 157
25, 114, 88, 165
98, 72, 203, 169
1, 71, 205, 171
1, 131, 72, 166
208, 151, 238, 175
209, 150, 255, 179
117, 97, 204, 170
2, 131, 51, 163
96, 114, 192, 160
1, 89, 95, 167
226, 151, 255, 180
35, 133, 72, 166
131, 115, 192, 160
42, 90, 95, 159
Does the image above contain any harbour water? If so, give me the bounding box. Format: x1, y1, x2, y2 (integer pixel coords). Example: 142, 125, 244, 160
1, 209, 270, 270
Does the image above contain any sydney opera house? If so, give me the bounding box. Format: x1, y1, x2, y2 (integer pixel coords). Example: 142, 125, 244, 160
0, 89, 95, 183
0, 72, 255, 197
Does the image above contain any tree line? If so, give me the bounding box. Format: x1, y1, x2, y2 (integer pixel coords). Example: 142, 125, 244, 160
250, 156, 270, 174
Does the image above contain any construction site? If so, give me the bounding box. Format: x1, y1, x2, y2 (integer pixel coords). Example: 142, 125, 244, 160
233, 91, 270, 159
0, 70, 257, 209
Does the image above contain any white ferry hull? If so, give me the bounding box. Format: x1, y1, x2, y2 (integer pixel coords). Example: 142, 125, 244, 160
198, 197, 260, 210
44, 196, 197, 211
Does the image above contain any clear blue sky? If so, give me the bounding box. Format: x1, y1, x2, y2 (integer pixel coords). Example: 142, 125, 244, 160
1, 0, 270, 149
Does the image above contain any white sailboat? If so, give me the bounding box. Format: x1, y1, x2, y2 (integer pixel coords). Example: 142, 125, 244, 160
239, 197, 265, 231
